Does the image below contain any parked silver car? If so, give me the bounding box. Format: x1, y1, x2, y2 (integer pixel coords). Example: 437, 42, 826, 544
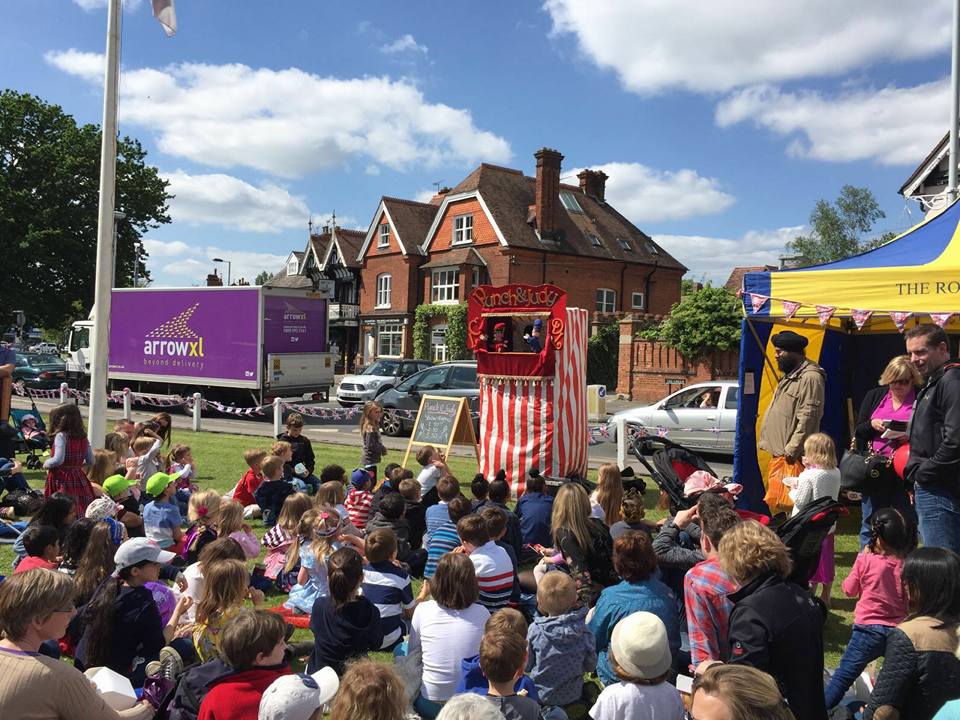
607, 380, 739, 456
336, 359, 433, 406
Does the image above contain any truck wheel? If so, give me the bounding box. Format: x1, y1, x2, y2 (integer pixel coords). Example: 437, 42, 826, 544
380, 411, 403, 437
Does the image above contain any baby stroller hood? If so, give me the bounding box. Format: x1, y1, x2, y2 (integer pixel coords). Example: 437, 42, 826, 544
776, 496, 847, 585
630, 435, 721, 513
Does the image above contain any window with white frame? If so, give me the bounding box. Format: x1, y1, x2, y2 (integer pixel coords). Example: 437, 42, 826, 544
472, 266, 486, 288
632, 292, 645, 309
560, 192, 583, 213
596, 288, 616, 313
378, 222, 390, 248
431, 325, 448, 363
377, 323, 403, 357
431, 268, 460, 303
286, 256, 299, 276
376, 273, 392, 308
453, 215, 473, 244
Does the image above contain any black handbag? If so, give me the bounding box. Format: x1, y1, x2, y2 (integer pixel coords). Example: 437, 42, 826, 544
839, 449, 894, 493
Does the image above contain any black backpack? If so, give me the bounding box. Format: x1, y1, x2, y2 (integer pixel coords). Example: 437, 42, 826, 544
585, 517, 616, 587
158, 659, 234, 720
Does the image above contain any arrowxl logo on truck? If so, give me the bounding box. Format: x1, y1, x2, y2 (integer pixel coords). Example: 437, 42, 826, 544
142, 304, 205, 368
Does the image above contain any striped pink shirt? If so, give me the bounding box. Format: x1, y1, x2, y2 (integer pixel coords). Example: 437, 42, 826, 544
345, 488, 374, 531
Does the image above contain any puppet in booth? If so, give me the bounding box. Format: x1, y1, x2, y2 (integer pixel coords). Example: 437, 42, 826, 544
479, 321, 510, 353
523, 319, 542, 353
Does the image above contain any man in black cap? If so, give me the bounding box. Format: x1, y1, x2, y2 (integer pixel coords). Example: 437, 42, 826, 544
758, 330, 825, 515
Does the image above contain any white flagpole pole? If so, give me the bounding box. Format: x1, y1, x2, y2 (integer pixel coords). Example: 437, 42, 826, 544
949, 0, 960, 201
88, 0, 121, 445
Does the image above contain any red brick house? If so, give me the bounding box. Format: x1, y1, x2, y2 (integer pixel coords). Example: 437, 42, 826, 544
356, 147, 686, 362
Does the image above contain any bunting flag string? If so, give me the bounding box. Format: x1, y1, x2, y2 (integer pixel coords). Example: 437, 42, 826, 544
889, 311, 913, 332
851, 309, 873, 330
749, 293, 769, 313
931, 312, 953, 328
782, 301, 802, 320
816, 305, 836, 326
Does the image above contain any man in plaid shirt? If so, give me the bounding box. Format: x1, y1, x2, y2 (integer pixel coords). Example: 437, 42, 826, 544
683, 496, 742, 669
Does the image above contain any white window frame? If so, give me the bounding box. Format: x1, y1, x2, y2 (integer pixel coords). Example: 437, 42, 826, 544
632, 292, 645, 310
560, 192, 583, 213
431, 324, 449, 363
472, 266, 484, 288
431, 268, 460, 304
377, 323, 403, 357
596, 288, 616, 313
286, 257, 299, 276
375, 273, 392, 308
378, 222, 390, 248
453, 214, 474, 245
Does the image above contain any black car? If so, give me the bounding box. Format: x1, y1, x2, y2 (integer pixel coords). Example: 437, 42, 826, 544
13, 353, 68, 389
376, 361, 479, 436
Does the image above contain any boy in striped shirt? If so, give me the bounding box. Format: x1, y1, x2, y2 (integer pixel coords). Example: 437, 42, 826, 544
424, 496, 472, 579
458, 514, 514, 612
361, 528, 416, 650
344, 468, 374, 531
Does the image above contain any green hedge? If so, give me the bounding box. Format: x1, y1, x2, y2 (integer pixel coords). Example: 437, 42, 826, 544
412, 303, 468, 361
586, 318, 619, 390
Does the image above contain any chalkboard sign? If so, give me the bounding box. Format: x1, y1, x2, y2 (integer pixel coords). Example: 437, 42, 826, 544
403, 395, 479, 469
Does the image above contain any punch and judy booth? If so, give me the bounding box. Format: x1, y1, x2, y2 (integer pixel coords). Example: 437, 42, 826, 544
467, 284, 589, 493
736, 199, 960, 512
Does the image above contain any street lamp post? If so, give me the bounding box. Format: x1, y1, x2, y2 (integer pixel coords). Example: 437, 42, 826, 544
212, 257, 232, 286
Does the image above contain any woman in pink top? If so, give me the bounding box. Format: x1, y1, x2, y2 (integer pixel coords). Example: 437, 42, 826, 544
852, 356, 921, 549
824, 507, 914, 709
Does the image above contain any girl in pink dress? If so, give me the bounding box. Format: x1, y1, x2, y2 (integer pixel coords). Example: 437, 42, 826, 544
42, 403, 95, 515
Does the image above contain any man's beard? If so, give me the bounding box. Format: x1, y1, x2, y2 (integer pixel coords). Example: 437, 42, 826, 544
777, 354, 801, 374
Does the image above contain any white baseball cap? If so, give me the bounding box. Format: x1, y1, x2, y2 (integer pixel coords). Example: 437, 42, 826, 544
112, 537, 176, 575
258, 667, 339, 720
609, 611, 673, 680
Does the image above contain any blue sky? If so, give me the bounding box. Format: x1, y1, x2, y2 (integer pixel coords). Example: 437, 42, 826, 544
4, 0, 954, 286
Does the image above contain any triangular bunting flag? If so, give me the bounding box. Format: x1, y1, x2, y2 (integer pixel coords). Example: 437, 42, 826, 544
930, 312, 953, 328
851, 309, 873, 330
750, 293, 769, 313
782, 301, 802, 320
816, 305, 836, 326
889, 311, 912, 332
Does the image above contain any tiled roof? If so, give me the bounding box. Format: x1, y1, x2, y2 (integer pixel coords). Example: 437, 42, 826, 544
333, 229, 365, 268
382, 197, 438, 257
724, 265, 776, 293
447, 163, 686, 270
420, 247, 487, 269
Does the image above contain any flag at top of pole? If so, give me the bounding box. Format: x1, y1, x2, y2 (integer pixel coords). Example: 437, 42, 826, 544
152, 0, 177, 37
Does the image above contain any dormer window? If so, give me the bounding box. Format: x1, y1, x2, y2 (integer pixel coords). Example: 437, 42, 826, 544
618, 238, 633, 252
645, 241, 660, 255
588, 233, 603, 248
378, 223, 390, 248
560, 192, 583, 213
286, 256, 299, 275
453, 214, 473, 244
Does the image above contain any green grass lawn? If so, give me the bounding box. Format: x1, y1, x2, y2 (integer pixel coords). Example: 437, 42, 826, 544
2, 426, 861, 670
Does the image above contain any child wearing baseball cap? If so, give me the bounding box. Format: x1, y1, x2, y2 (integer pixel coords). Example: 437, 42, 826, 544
588, 611, 684, 720
74, 537, 194, 686
344, 469, 374, 532
143, 471, 184, 551
258, 666, 339, 720
102, 473, 145, 537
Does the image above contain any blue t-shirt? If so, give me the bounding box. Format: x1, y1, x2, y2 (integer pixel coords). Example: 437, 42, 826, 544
142, 500, 182, 548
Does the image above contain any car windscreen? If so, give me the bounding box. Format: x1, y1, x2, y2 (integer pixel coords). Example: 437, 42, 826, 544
362, 360, 400, 376
24, 354, 62, 365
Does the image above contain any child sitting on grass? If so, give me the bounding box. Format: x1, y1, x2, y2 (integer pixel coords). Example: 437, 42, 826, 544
316, 481, 361, 536
216, 499, 261, 559
277, 413, 319, 494
143, 472, 184, 552
168, 443, 197, 515
173, 536, 247, 626
326, 660, 406, 720
182, 489, 221, 565
398, 476, 427, 551
470, 473, 490, 511
308, 547, 383, 676
259, 665, 340, 720
424, 496, 472, 579
456, 608, 539, 700
369, 462, 402, 516
362, 528, 416, 651
416, 445, 447, 508
102, 474, 144, 537
458, 514, 514, 612
132, 433, 163, 492
481, 631, 542, 720
233, 448, 267, 518
192, 558, 264, 663
426, 476, 461, 542
366, 492, 421, 572
344, 469, 374, 532
526, 571, 596, 711
262, 492, 313, 590
256, 456, 295, 528
480, 506, 521, 605
196, 609, 291, 720
14, 524, 60, 573
320, 464, 347, 485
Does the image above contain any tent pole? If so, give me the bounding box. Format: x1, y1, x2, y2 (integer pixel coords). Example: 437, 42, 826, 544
950, 0, 960, 201
744, 317, 779, 379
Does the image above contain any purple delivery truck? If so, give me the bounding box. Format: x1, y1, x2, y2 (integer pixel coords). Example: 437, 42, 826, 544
66, 286, 335, 404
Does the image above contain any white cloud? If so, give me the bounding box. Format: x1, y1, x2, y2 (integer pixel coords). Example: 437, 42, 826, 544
414, 188, 437, 203
380, 34, 428, 55
715, 80, 949, 165
45, 50, 510, 178
72, 0, 143, 10
142, 239, 288, 286
43, 49, 104, 83
543, 0, 950, 94
655, 226, 803, 285
566, 162, 735, 223
163, 170, 310, 232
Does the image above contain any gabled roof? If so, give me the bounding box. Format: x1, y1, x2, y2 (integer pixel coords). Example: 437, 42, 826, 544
900, 132, 950, 197
724, 265, 776, 293
424, 163, 685, 269
420, 247, 488, 269
357, 197, 438, 261
307, 234, 329, 269
322, 228, 365, 269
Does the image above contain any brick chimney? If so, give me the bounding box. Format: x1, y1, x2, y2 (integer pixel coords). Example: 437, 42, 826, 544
577, 169, 608, 202
534, 147, 563, 239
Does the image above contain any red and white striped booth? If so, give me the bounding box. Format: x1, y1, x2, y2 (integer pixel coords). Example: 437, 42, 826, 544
467, 284, 588, 495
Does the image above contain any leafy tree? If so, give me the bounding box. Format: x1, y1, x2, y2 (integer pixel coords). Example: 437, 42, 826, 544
254, 270, 271, 286
787, 185, 895, 266
587, 318, 619, 390
0, 91, 170, 331
659, 286, 741, 360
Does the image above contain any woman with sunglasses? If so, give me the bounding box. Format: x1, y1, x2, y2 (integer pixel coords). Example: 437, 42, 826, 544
0, 568, 154, 719
688, 664, 795, 720
852, 355, 921, 548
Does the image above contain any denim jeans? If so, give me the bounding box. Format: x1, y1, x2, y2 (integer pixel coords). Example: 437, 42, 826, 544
824, 624, 893, 709
859, 488, 916, 549
915, 482, 960, 554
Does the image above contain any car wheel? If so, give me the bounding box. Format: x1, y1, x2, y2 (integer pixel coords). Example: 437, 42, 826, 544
380, 410, 403, 437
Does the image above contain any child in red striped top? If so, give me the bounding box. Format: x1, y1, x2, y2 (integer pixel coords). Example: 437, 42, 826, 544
345, 468, 375, 531
458, 514, 515, 612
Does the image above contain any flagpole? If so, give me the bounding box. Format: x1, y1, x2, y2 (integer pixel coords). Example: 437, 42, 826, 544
950, 0, 960, 201
88, 0, 121, 445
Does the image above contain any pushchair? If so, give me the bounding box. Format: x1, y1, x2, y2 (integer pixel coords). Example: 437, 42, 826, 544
627, 432, 724, 514
10, 402, 49, 469
776, 496, 848, 586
